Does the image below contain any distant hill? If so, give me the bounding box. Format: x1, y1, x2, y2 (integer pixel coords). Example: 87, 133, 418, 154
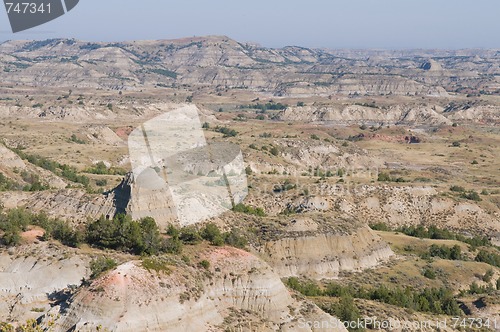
0, 35, 499, 96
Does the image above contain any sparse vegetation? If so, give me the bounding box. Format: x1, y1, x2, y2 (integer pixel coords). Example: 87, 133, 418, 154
199, 260, 210, 270
142, 256, 171, 274
233, 203, 266, 216
377, 172, 406, 183
12, 149, 90, 186
69, 134, 86, 144
214, 126, 238, 137
84, 161, 127, 176
90, 256, 117, 279
370, 223, 494, 249
240, 102, 287, 112
475, 250, 500, 268
285, 278, 462, 316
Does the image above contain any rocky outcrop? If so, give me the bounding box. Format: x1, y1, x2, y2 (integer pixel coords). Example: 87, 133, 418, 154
0, 189, 118, 223
50, 247, 347, 332
0, 145, 26, 170
274, 185, 500, 236
276, 104, 452, 126
446, 105, 500, 124
256, 225, 394, 280
0, 242, 89, 323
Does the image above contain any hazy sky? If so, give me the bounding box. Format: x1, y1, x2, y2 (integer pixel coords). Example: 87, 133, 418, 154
1, 0, 499, 49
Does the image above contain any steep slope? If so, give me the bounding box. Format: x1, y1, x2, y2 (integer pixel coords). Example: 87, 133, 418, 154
256, 223, 394, 279
0, 242, 89, 323
50, 247, 347, 332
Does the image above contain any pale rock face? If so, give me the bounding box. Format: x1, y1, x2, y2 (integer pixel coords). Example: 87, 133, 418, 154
0, 145, 26, 169
0, 243, 89, 323
447, 105, 500, 124
256, 226, 394, 280
0, 189, 118, 223
50, 248, 347, 332
277, 104, 452, 126
250, 184, 500, 237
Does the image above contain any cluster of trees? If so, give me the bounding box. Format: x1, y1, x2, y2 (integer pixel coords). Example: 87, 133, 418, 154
322, 294, 363, 331
426, 244, 462, 260
285, 278, 462, 316
377, 172, 407, 183
0, 207, 33, 246
450, 186, 482, 201
240, 102, 288, 112
475, 250, 500, 268
467, 281, 498, 295
232, 203, 266, 217
0, 208, 82, 247
12, 148, 90, 186
169, 223, 248, 249
370, 223, 493, 249
86, 215, 165, 255
84, 161, 127, 176
214, 126, 238, 137
0, 171, 49, 192
0, 208, 248, 255
20, 171, 50, 191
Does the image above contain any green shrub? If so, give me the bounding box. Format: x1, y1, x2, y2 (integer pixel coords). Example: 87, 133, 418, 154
482, 269, 494, 282
199, 260, 210, 270
90, 256, 117, 279
287, 278, 462, 316
69, 134, 86, 144
468, 282, 493, 295
201, 223, 224, 246
428, 244, 462, 260
84, 161, 127, 176
142, 257, 171, 274
369, 223, 390, 231
233, 203, 266, 216
450, 185, 466, 192
223, 228, 248, 249
179, 226, 202, 245
333, 294, 363, 331
460, 190, 482, 201
86, 215, 163, 255
214, 126, 238, 137
95, 179, 108, 187
475, 250, 500, 268
422, 267, 437, 279
377, 172, 392, 182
